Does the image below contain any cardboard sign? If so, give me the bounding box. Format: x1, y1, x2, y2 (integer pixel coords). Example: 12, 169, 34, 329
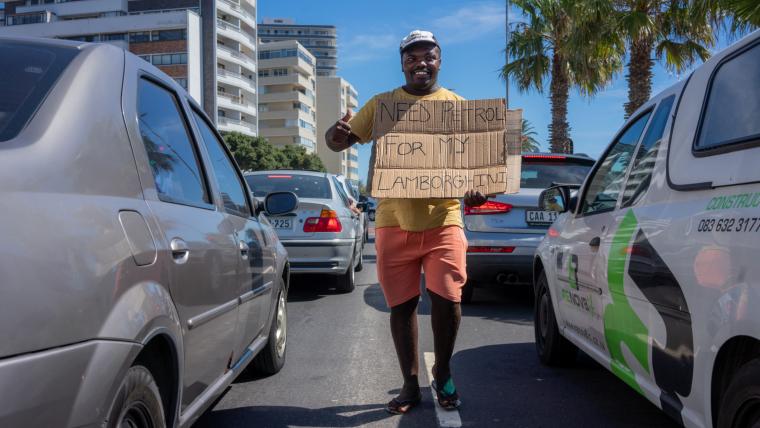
369, 98, 522, 198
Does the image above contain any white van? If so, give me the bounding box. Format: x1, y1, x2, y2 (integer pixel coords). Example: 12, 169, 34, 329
533, 30, 760, 428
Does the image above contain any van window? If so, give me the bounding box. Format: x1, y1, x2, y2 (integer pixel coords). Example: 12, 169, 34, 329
137, 78, 210, 206
581, 111, 651, 215
0, 41, 78, 142
696, 43, 760, 152
191, 108, 251, 217
622, 95, 675, 207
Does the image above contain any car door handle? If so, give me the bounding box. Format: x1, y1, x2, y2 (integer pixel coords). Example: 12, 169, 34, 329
589, 236, 601, 247
170, 238, 190, 264
239, 240, 249, 259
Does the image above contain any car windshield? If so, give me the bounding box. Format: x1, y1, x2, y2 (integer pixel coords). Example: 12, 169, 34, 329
521, 159, 593, 189
0, 41, 79, 142
246, 173, 332, 199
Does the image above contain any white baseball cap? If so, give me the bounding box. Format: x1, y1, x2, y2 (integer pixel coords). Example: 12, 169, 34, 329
399, 30, 439, 53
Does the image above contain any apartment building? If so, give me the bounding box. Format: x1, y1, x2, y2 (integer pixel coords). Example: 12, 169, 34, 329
258, 18, 336, 77
316, 76, 359, 184
0, 0, 259, 137
257, 40, 318, 153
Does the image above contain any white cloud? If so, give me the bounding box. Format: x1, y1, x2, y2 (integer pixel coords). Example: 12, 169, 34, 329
341, 33, 397, 64
430, 2, 506, 44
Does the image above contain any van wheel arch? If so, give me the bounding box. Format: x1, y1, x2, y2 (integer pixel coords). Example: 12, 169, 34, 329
712, 336, 760, 427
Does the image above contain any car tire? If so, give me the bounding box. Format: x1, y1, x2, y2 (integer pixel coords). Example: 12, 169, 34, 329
336, 254, 356, 293
718, 360, 760, 428
534, 271, 577, 366
252, 284, 288, 375
355, 242, 364, 272
107, 365, 166, 428
462, 280, 475, 304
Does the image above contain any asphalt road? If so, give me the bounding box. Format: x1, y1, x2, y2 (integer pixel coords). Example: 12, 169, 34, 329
195, 227, 677, 428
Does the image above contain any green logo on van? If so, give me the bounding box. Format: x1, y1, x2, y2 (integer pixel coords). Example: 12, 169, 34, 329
604, 210, 649, 395
706, 192, 760, 210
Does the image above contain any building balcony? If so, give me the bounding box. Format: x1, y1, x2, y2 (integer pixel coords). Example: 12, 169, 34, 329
216, 19, 256, 47
217, 68, 257, 92
259, 56, 313, 76
258, 73, 312, 90
259, 125, 314, 139
217, 91, 257, 114
258, 90, 312, 105
258, 109, 313, 123
217, 0, 256, 28
218, 116, 257, 135
216, 44, 256, 72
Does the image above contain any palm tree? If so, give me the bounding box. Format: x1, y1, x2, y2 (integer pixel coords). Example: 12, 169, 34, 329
615, 1, 715, 117
503, 0, 622, 153
521, 119, 541, 152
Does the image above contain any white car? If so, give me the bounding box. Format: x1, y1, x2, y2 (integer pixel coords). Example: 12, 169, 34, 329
533, 30, 760, 428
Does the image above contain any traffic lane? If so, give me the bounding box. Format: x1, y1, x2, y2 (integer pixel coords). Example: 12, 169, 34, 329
194, 239, 437, 427
454, 284, 677, 427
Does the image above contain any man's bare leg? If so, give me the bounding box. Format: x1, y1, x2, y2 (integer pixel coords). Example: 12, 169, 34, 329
390, 295, 421, 400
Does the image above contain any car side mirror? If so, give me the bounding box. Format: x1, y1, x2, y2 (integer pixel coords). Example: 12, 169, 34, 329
356, 202, 367, 212
539, 187, 567, 213
264, 191, 298, 216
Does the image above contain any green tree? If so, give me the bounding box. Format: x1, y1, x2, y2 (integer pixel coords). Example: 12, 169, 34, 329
503, 0, 622, 153
521, 118, 541, 152
722, 0, 760, 26
614, 1, 715, 117
278, 144, 327, 172
222, 132, 280, 171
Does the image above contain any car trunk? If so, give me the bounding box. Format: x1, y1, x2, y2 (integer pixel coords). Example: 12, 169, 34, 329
464, 189, 548, 233
264, 198, 335, 239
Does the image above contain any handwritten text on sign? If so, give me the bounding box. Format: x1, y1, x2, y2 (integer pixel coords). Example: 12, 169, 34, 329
369, 98, 522, 198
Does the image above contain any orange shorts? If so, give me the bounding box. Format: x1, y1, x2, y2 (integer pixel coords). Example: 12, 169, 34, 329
375, 226, 468, 307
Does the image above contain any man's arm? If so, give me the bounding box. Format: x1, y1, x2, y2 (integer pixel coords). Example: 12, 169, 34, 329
325, 111, 360, 152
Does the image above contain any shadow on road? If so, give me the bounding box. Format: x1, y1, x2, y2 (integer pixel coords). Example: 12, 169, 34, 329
194, 402, 432, 428
451, 343, 677, 427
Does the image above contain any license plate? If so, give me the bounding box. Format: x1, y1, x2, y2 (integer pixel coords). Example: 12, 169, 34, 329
269, 218, 293, 230
526, 210, 558, 225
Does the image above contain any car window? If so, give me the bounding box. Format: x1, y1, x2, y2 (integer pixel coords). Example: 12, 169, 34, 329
0, 41, 79, 142
137, 78, 209, 206
191, 108, 251, 217
696, 43, 760, 152
622, 95, 675, 207
581, 111, 652, 215
520, 159, 594, 188
246, 173, 332, 199
332, 177, 351, 207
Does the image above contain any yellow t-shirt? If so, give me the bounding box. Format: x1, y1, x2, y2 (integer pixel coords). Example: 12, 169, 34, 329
349, 87, 465, 232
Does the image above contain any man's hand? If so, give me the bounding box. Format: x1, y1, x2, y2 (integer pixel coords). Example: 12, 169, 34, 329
463, 189, 488, 207
325, 110, 356, 152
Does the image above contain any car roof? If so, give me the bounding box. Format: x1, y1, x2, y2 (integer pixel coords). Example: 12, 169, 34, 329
244, 170, 329, 178
0, 35, 88, 50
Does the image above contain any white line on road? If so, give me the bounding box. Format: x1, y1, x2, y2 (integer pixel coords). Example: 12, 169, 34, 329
423, 352, 462, 428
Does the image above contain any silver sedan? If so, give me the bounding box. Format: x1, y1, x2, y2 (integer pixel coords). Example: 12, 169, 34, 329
246, 170, 364, 292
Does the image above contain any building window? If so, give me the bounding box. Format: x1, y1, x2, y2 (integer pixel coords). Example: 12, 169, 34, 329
258, 69, 270, 77
146, 53, 188, 66
155, 29, 186, 41
105, 33, 127, 41
273, 68, 288, 76
174, 77, 188, 89
299, 119, 315, 132
129, 32, 151, 43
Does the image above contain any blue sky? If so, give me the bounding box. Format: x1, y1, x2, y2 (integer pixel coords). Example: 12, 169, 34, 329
259, 0, 727, 184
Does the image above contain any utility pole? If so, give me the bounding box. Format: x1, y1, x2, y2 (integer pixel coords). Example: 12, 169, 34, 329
505, 0, 510, 108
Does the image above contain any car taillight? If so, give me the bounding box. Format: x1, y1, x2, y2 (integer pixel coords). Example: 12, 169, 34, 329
467, 246, 515, 253
303, 209, 342, 232
548, 227, 560, 238
464, 201, 513, 215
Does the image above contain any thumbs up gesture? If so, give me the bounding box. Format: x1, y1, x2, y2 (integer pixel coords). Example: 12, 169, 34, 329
326, 109, 355, 151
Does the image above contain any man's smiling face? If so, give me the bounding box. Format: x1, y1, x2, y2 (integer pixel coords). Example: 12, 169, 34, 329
401, 43, 441, 92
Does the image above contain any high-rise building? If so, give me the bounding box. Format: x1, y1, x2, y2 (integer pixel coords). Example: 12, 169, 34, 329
316, 76, 360, 184
0, 0, 259, 137
258, 18, 336, 77
257, 40, 318, 153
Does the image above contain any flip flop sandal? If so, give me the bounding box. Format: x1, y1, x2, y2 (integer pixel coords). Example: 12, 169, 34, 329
431, 378, 461, 410
385, 393, 422, 415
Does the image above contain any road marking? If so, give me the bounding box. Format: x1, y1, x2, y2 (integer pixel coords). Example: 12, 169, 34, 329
423, 352, 462, 428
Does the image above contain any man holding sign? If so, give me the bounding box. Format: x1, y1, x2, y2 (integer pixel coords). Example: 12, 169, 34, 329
326, 30, 490, 414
